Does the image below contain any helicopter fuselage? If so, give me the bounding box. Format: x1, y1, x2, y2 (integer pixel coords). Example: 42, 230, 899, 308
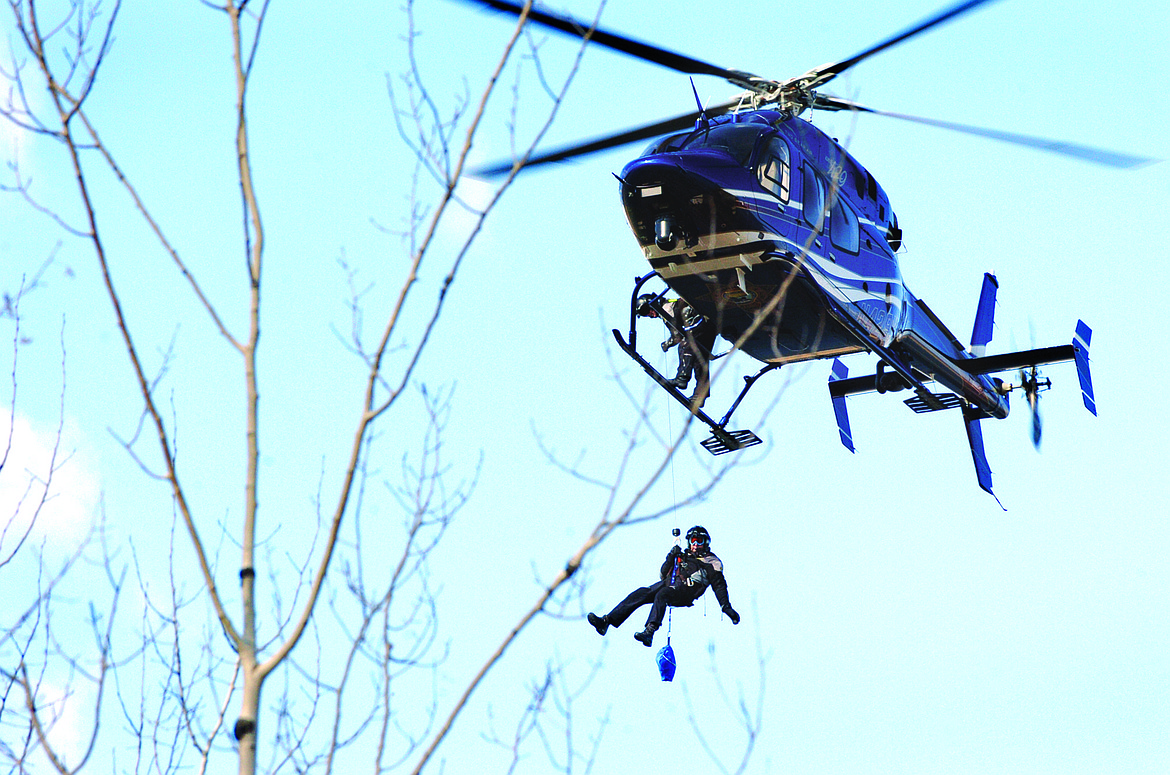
464, 0, 1104, 494
619, 109, 1009, 420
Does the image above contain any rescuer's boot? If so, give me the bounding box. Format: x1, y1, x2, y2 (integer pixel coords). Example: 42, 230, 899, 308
671, 353, 693, 389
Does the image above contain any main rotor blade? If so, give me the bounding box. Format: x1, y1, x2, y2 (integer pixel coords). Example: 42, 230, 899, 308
814, 96, 1158, 169
473, 98, 743, 177
464, 0, 766, 91
798, 0, 1001, 90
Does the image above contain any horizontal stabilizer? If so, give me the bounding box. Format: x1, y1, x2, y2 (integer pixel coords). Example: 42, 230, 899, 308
958, 344, 1075, 375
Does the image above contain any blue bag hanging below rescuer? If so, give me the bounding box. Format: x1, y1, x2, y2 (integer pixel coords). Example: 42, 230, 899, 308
657, 642, 677, 682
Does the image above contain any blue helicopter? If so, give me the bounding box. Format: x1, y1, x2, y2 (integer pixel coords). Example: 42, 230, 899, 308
471, 0, 1153, 498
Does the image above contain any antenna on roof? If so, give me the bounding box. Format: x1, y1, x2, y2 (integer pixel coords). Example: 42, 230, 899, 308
690, 78, 709, 132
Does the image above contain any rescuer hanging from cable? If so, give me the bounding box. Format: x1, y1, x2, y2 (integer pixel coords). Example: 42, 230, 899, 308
586, 525, 740, 647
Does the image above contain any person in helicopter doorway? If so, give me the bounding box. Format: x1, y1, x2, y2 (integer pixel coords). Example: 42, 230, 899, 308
635, 294, 717, 409
587, 525, 739, 647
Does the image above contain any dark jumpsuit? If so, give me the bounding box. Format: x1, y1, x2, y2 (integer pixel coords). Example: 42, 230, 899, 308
604, 547, 733, 630
661, 300, 716, 394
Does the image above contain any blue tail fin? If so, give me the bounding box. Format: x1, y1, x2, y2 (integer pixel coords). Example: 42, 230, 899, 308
963, 405, 1004, 509
828, 359, 856, 452
1073, 320, 1096, 416
962, 406, 993, 494
970, 273, 998, 356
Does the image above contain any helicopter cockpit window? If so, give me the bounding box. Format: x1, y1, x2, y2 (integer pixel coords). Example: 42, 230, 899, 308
678, 124, 766, 166
830, 196, 860, 253
641, 132, 689, 157
802, 166, 826, 230
756, 137, 791, 202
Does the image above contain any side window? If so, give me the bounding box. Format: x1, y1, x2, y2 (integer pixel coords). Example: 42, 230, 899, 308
802, 165, 826, 230
756, 138, 791, 202
830, 197, 860, 253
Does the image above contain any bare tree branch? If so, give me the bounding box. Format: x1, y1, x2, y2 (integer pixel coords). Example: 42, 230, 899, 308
1, 1, 773, 773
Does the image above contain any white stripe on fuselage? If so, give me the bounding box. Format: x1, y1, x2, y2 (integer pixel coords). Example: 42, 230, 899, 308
728, 189, 891, 249
648, 228, 902, 346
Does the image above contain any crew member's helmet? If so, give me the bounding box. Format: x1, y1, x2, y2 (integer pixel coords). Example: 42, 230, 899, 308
635, 293, 659, 318
686, 525, 711, 550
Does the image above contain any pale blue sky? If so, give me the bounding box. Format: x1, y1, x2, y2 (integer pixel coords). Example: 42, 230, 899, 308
2, 1, 1168, 772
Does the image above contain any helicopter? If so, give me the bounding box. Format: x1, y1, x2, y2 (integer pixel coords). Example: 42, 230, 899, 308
468, 0, 1153, 498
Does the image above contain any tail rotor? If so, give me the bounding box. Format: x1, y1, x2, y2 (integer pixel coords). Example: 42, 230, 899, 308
1017, 364, 1051, 449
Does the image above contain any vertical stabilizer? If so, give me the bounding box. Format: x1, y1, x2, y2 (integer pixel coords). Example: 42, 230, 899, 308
963, 405, 1003, 508
828, 359, 855, 452
1073, 320, 1096, 416
969, 273, 998, 357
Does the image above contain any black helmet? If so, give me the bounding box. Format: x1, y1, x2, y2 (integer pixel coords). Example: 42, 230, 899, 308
635, 293, 659, 317
686, 525, 710, 547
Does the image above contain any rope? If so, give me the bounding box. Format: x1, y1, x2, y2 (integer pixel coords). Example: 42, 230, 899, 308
664, 340, 678, 509
664, 343, 680, 648
652, 306, 682, 650
666, 552, 678, 646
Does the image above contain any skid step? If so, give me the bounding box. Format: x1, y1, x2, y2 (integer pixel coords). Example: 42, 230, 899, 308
904, 392, 964, 414
700, 429, 762, 455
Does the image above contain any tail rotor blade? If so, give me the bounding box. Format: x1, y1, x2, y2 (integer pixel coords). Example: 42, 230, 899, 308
1032, 402, 1042, 448
1025, 367, 1043, 449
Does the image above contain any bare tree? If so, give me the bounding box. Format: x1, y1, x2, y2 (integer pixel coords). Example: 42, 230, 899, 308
0, 269, 114, 774
1, 2, 769, 773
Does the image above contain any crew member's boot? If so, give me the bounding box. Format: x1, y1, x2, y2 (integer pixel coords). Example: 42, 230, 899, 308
587, 613, 609, 636
671, 353, 694, 389
687, 374, 706, 416
634, 622, 658, 647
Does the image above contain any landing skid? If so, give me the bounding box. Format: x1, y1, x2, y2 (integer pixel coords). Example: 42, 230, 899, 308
612, 329, 763, 455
